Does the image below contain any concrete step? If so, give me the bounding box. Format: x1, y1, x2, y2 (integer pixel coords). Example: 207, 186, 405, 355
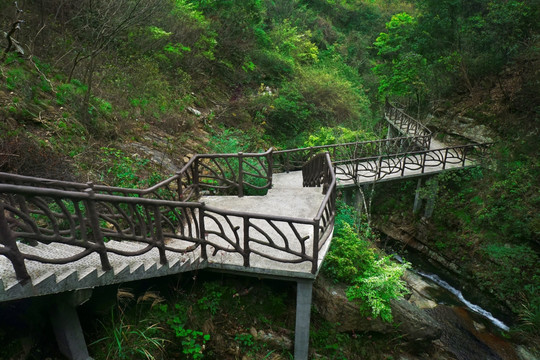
105, 239, 148, 253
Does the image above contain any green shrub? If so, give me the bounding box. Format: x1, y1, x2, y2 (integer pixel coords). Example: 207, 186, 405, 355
98, 147, 162, 189
56, 79, 87, 106
519, 281, 540, 335
6, 67, 28, 91
261, 66, 372, 140
303, 126, 376, 147
346, 257, 409, 322
323, 202, 409, 322
206, 128, 269, 195
167, 303, 211, 360
251, 49, 295, 82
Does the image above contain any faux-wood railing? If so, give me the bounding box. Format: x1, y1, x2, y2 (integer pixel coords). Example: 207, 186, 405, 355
0, 101, 490, 284
333, 143, 491, 183
0, 150, 336, 282
384, 100, 432, 149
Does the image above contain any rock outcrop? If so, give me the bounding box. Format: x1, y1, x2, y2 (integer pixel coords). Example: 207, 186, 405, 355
313, 276, 442, 344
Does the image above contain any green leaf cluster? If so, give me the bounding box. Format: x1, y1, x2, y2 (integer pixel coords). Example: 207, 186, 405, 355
323, 202, 409, 322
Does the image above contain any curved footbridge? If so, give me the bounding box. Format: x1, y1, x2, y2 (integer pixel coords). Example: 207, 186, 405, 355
0, 103, 490, 360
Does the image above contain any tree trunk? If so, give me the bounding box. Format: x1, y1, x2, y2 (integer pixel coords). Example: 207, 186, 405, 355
82, 55, 95, 125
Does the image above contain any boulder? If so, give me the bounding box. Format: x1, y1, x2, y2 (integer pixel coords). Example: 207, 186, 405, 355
313, 276, 442, 343
426, 114, 496, 144
516, 345, 540, 360
402, 270, 439, 309
391, 298, 442, 343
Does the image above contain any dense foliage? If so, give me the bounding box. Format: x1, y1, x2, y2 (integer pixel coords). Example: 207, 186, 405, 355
323, 202, 409, 322
1, 0, 539, 356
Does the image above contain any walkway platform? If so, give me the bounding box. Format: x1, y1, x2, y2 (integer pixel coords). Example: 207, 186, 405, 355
335, 149, 475, 187
202, 171, 329, 279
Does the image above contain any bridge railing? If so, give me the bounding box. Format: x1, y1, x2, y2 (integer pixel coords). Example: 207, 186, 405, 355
177, 148, 274, 201
334, 143, 491, 183
0, 184, 205, 282
0, 148, 275, 202
272, 136, 423, 173
385, 100, 432, 149
303, 152, 337, 272
0, 172, 183, 201
0, 147, 337, 282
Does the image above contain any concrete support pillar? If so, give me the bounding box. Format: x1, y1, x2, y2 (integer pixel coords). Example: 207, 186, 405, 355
294, 279, 313, 360
49, 289, 94, 360
424, 179, 438, 219
413, 178, 423, 214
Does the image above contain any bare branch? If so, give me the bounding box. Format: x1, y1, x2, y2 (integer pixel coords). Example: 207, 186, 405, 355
2, 20, 24, 62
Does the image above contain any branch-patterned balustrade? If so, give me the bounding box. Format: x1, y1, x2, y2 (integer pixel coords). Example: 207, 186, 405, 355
0, 149, 336, 287
0, 101, 490, 297
334, 143, 491, 184
384, 99, 432, 149
176, 148, 274, 200
273, 136, 423, 172
0, 185, 202, 282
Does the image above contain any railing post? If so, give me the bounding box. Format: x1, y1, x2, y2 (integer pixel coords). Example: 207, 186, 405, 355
443, 148, 449, 170
243, 216, 250, 268
238, 152, 244, 197
153, 205, 167, 265
421, 152, 427, 173
267, 148, 273, 190
401, 155, 407, 176
462, 147, 468, 167
0, 204, 31, 282
193, 158, 200, 198
322, 154, 329, 194
311, 220, 320, 274
199, 204, 207, 260
84, 185, 112, 271
376, 156, 383, 180
176, 172, 183, 201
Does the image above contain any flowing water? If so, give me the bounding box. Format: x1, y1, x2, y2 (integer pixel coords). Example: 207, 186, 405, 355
415, 270, 510, 331
383, 239, 523, 360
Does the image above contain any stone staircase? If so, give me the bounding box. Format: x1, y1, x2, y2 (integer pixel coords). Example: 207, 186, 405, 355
0, 239, 207, 302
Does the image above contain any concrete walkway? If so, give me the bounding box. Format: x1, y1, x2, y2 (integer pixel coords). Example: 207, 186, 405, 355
201, 171, 330, 278
335, 149, 474, 187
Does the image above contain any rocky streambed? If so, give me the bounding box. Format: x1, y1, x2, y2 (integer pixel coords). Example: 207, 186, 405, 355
313, 227, 540, 360
314, 267, 538, 360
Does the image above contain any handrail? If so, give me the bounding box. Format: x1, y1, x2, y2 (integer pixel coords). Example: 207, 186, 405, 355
0, 145, 334, 281
333, 143, 491, 183
0, 148, 275, 201
384, 100, 431, 148
273, 135, 427, 172
176, 148, 274, 200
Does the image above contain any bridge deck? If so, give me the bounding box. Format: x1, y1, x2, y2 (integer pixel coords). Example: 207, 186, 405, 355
202, 171, 329, 278
0, 102, 489, 303
336, 154, 474, 187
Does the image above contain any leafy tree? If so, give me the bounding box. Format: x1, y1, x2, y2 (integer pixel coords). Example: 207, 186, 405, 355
61, 0, 162, 125
373, 12, 429, 108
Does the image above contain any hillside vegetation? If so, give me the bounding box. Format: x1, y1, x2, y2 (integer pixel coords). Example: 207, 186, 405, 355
1, 0, 539, 358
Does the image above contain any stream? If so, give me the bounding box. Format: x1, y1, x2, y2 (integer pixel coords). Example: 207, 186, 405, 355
392, 252, 510, 332
415, 270, 509, 331
382, 238, 526, 360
